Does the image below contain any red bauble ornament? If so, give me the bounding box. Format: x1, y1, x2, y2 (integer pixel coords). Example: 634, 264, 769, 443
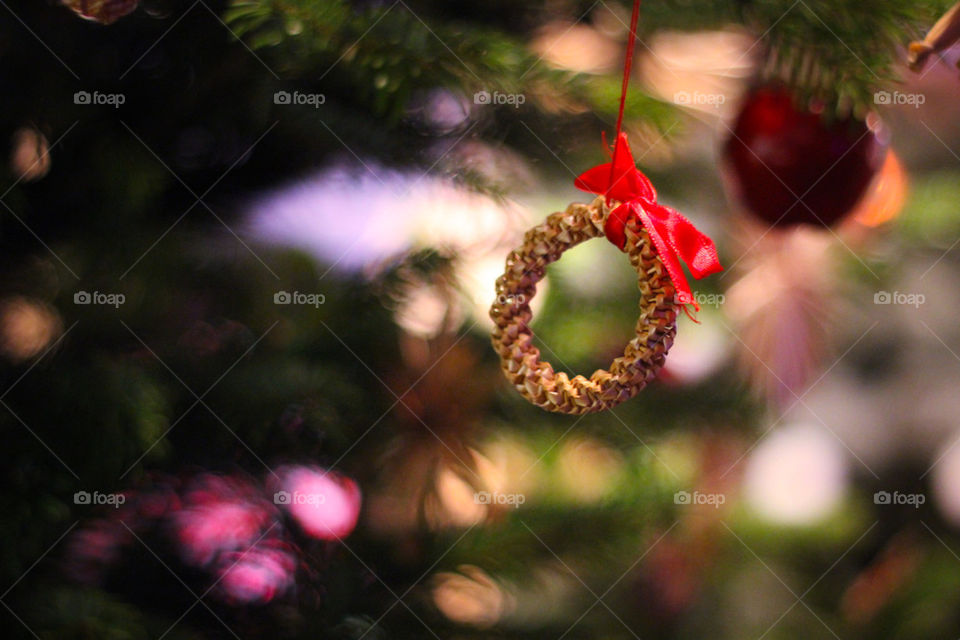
722, 86, 886, 228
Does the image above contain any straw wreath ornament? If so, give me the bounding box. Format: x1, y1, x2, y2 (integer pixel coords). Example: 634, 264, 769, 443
489, 133, 723, 414
489, 0, 721, 414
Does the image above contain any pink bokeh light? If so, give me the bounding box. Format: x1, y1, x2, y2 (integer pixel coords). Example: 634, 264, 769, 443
215, 542, 298, 605
172, 475, 274, 567
66, 468, 363, 607
275, 465, 362, 541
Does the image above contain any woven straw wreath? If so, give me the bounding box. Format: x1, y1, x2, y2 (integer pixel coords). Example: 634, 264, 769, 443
490, 196, 678, 415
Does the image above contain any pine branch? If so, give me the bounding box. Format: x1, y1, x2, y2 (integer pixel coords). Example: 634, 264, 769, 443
639, 0, 957, 107
224, 0, 679, 130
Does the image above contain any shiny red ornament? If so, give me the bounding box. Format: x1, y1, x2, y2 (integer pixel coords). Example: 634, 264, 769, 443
722, 86, 886, 228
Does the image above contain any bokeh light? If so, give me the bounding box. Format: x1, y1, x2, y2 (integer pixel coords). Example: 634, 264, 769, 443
273, 465, 362, 541
742, 423, 848, 526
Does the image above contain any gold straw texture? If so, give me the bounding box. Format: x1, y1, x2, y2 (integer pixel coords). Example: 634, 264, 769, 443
490, 196, 678, 414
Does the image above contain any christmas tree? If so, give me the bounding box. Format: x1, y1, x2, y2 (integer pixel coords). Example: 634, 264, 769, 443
3, 0, 960, 638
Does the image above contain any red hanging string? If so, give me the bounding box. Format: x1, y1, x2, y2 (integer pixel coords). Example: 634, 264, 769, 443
576, 0, 723, 322
606, 0, 643, 196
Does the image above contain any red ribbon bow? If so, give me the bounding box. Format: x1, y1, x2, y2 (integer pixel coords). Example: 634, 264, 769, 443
575, 132, 723, 311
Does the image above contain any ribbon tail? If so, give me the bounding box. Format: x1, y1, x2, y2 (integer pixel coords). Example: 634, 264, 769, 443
651, 203, 723, 279
633, 206, 698, 312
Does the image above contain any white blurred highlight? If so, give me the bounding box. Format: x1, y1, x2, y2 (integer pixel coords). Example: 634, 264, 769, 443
663, 309, 732, 384
931, 437, 960, 527
530, 22, 620, 74
743, 423, 848, 526
247, 166, 525, 272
